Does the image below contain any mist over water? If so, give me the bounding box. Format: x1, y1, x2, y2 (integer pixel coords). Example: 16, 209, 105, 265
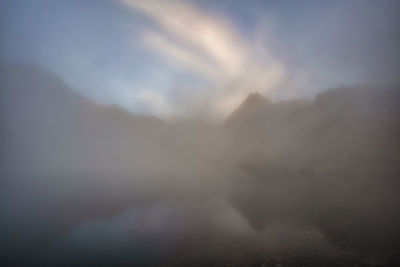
1, 1, 400, 266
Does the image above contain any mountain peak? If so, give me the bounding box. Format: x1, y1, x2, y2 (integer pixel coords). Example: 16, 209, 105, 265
227, 92, 270, 122
242, 92, 269, 106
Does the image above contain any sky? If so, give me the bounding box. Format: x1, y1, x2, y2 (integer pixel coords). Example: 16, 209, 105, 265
1, 0, 399, 119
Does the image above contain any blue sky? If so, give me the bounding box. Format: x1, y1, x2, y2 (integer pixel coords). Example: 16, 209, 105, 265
1, 0, 399, 119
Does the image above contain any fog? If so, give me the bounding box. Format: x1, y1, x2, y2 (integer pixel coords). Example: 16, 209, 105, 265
1, 63, 399, 266
1, 1, 400, 266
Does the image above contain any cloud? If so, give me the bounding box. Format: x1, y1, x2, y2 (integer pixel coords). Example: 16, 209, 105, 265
134, 88, 171, 116
122, 0, 245, 76
143, 31, 216, 79
121, 0, 286, 119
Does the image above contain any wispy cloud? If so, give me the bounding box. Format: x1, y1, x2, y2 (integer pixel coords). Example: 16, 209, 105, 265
143, 31, 216, 79
121, 0, 285, 119
134, 88, 171, 116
